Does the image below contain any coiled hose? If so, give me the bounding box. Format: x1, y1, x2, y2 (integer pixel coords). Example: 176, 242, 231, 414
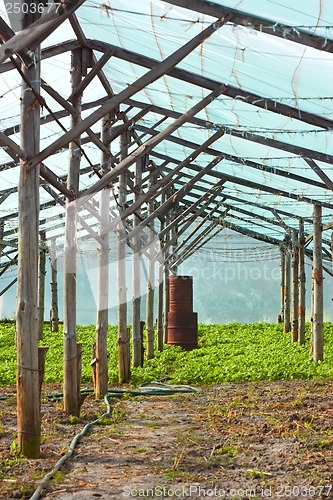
29, 382, 200, 500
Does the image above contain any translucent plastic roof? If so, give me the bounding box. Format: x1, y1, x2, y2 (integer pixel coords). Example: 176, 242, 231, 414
0, 0, 333, 268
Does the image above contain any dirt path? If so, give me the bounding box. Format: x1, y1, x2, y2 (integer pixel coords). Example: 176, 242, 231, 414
1, 380, 333, 499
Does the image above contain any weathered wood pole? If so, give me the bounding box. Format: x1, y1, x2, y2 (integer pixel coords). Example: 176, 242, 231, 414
146, 170, 156, 360
49, 240, 59, 332
63, 49, 82, 416
157, 201, 164, 352
309, 269, 315, 356
291, 230, 299, 342
298, 218, 306, 344
94, 115, 111, 398
284, 245, 291, 333
0, 222, 4, 258
278, 245, 285, 323
312, 204, 324, 362
132, 157, 143, 368
163, 265, 170, 344
157, 261, 164, 352
118, 131, 130, 382
170, 215, 178, 275
163, 194, 170, 344
38, 231, 46, 340
16, 2, 41, 458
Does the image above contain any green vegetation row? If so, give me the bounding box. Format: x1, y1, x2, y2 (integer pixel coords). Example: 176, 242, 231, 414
0, 322, 332, 387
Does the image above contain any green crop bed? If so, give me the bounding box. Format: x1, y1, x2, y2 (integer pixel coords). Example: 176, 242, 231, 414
0, 322, 332, 386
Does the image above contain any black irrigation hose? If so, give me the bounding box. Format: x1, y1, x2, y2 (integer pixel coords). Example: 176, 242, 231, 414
29, 382, 200, 500
29, 393, 114, 500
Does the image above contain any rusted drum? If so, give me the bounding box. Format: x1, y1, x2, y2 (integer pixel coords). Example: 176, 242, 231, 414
169, 275, 193, 312
167, 312, 198, 351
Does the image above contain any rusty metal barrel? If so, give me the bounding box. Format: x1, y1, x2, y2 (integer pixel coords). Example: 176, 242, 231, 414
167, 275, 198, 350
169, 275, 193, 312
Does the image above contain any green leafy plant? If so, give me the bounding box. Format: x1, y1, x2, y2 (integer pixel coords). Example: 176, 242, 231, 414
1, 322, 333, 386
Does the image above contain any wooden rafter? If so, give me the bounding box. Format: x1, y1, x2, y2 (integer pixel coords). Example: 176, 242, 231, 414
161, 0, 333, 54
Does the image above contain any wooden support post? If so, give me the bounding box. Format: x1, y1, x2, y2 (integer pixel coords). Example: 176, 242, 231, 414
77, 343, 83, 408
278, 245, 285, 323
170, 203, 178, 276
38, 231, 46, 340
163, 192, 170, 344
157, 197, 165, 352
163, 265, 169, 344
63, 48, 82, 416
291, 230, 299, 342
146, 168, 155, 360
284, 245, 291, 333
94, 115, 111, 399
312, 204, 324, 362
0, 222, 4, 259
16, 1, 41, 458
118, 131, 130, 383
298, 218, 306, 344
49, 240, 59, 332
157, 261, 164, 352
310, 270, 315, 355
132, 158, 143, 368
38, 346, 49, 395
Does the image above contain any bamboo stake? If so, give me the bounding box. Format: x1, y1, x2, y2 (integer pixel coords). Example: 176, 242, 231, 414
284, 245, 291, 333
16, 2, 41, 459
132, 157, 143, 368
298, 218, 306, 344
63, 49, 82, 416
49, 240, 59, 332
118, 131, 130, 383
291, 230, 299, 342
38, 231, 46, 340
94, 115, 112, 398
312, 204, 324, 362
278, 245, 285, 323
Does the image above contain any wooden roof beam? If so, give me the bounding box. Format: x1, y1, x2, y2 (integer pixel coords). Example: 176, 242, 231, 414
159, 181, 226, 241
180, 188, 284, 238
127, 155, 224, 243
150, 151, 333, 209
161, 0, 333, 53
68, 47, 116, 103
135, 123, 333, 166
87, 39, 333, 131
100, 127, 225, 236
27, 17, 230, 171
0, 17, 34, 67
0, 0, 86, 64
170, 223, 223, 269
304, 158, 333, 191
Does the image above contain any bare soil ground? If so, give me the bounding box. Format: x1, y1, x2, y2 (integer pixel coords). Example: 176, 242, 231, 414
1, 380, 333, 499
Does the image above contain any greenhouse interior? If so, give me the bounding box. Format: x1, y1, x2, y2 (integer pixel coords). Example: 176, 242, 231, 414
1, 0, 333, 497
